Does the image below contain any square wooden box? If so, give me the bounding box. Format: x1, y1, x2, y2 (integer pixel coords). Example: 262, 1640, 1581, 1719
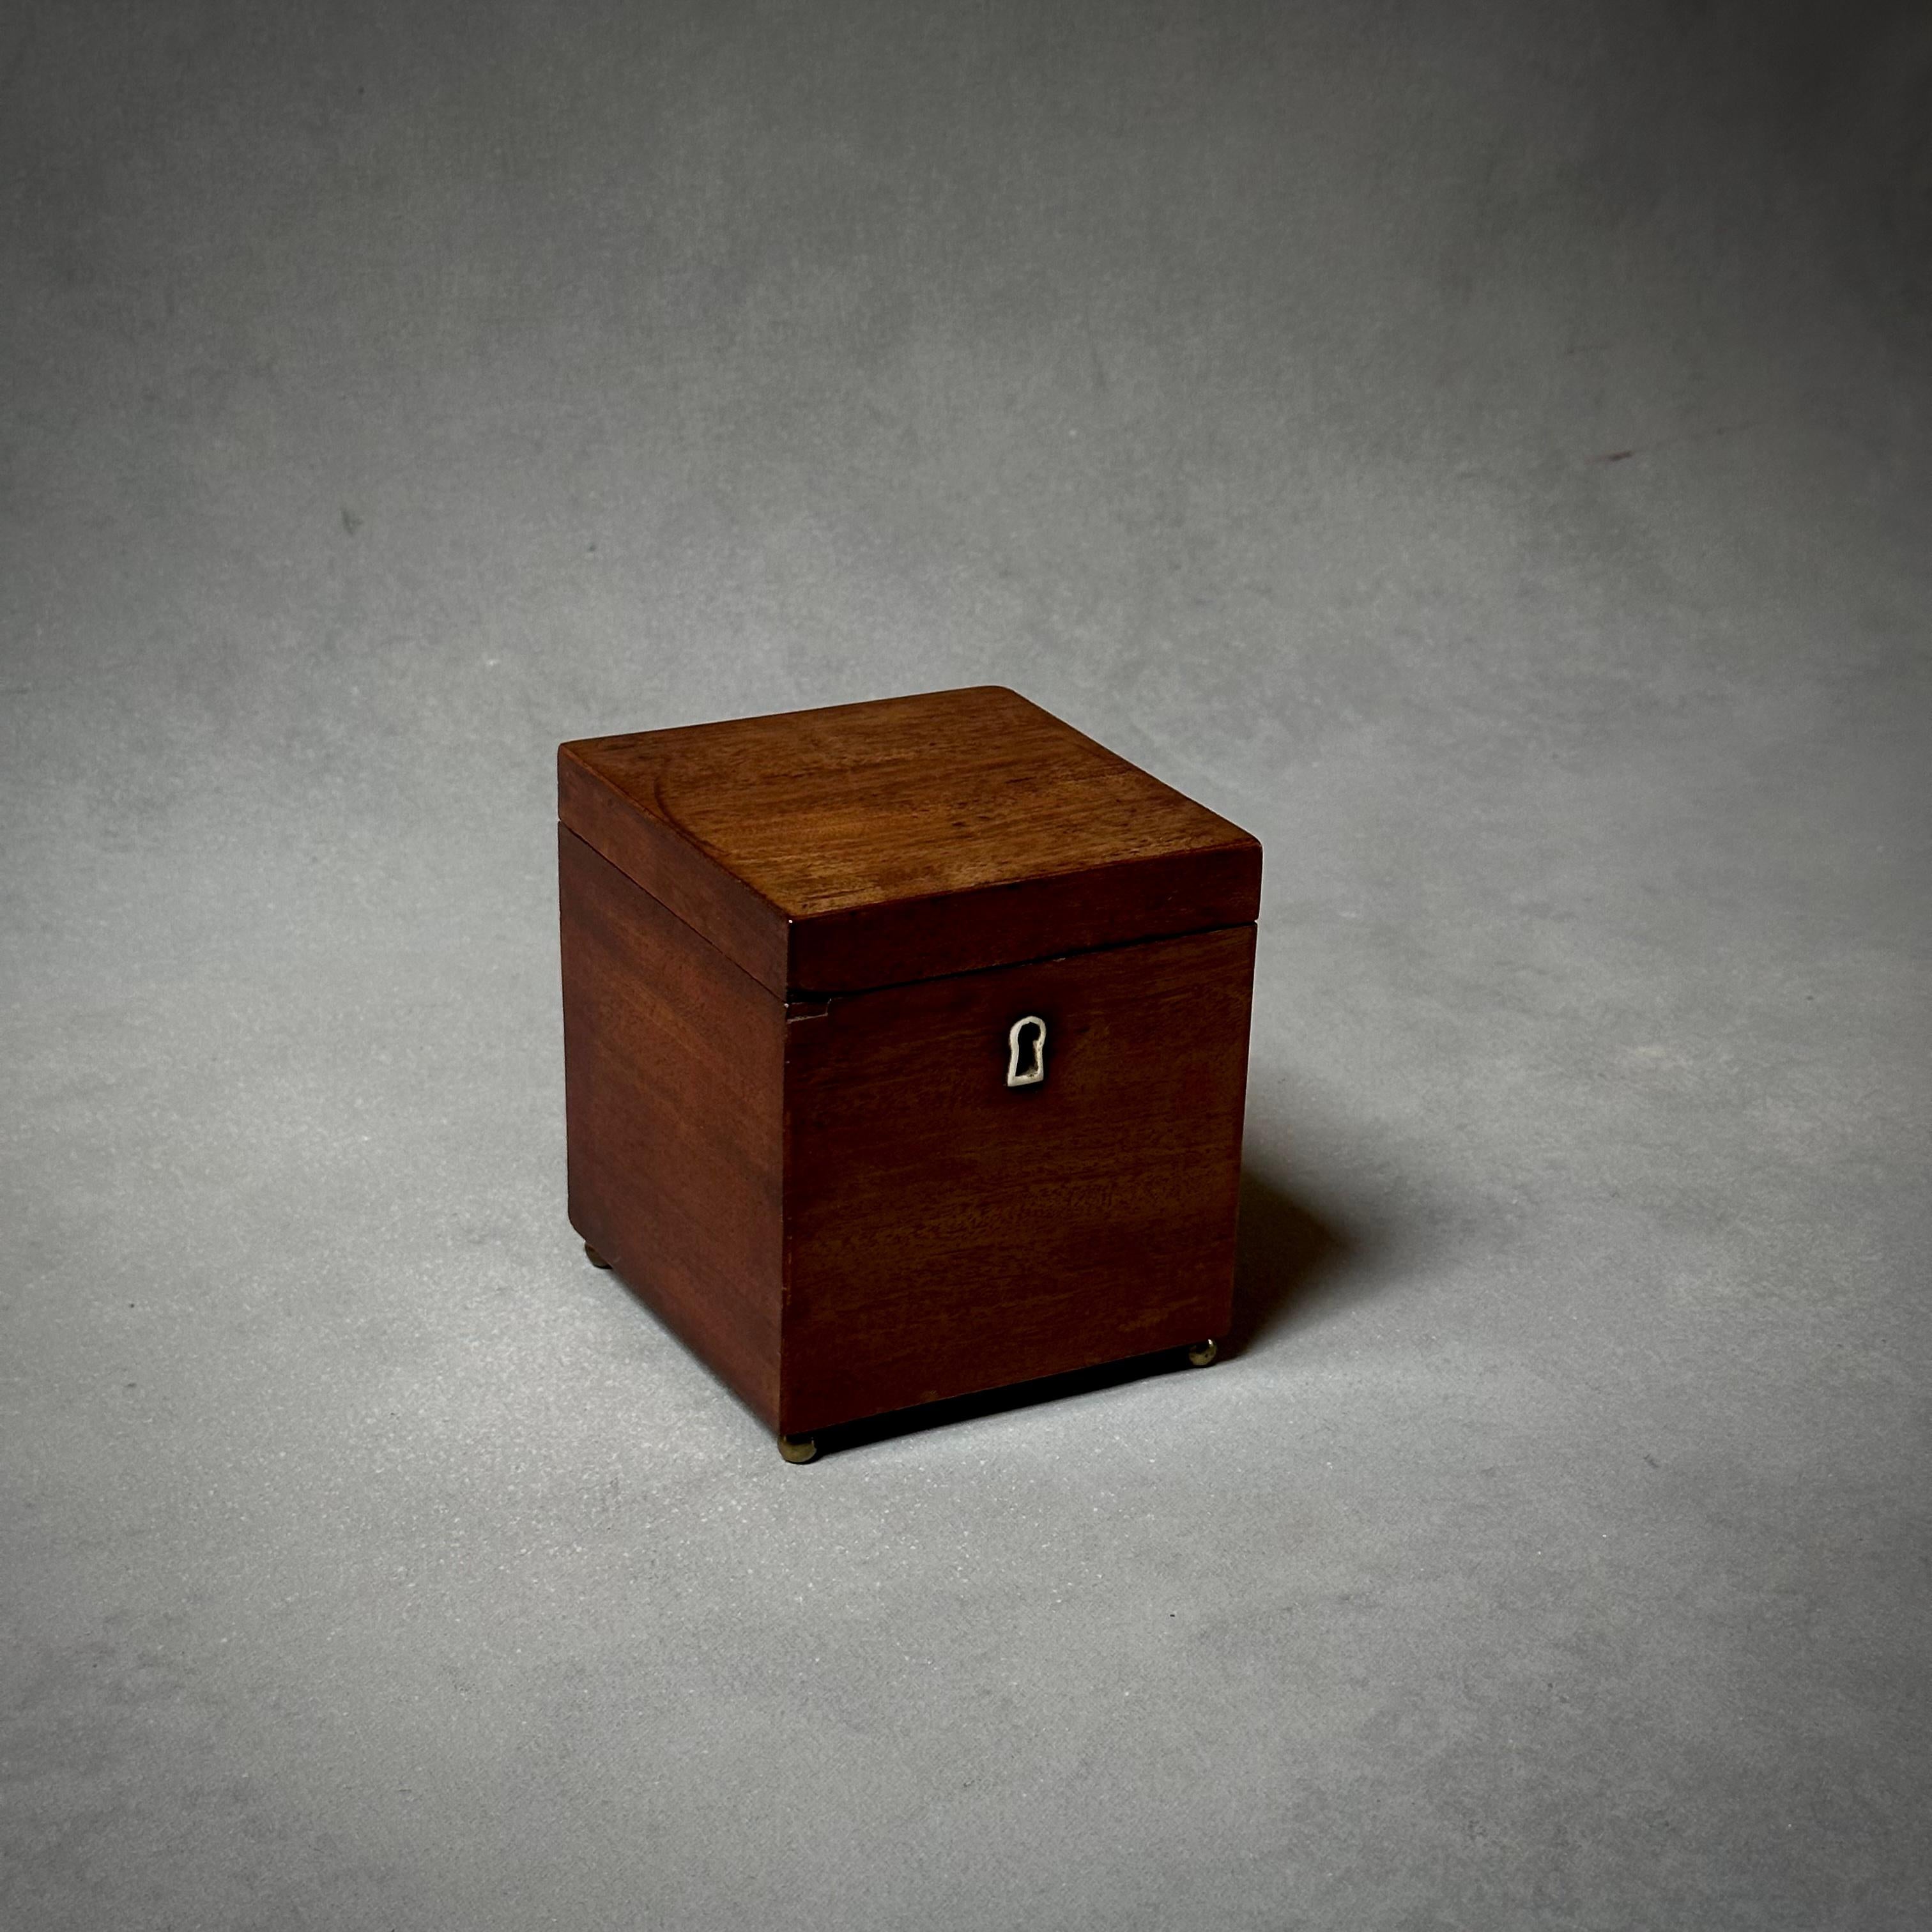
558, 686, 1261, 1458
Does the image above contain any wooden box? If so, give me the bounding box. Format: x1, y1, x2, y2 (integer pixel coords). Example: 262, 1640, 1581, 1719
558, 686, 1261, 1460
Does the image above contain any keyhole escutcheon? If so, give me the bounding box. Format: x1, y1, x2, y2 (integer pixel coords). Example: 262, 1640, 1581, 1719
1007, 1015, 1046, 1087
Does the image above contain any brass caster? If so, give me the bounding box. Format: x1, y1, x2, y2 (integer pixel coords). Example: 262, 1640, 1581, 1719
1186, 1339, 1219, 1368
778, 1434, 818, 1465
584, 1242, 612, 1270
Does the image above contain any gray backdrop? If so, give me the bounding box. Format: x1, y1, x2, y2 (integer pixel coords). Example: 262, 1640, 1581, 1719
4, 3, 1928, 1927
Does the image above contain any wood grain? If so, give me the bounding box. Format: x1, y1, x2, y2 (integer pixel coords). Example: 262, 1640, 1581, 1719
560, 686, 1261, 996
560, 825, 786, 1429
557, 750, 789, 995
779, 923, 1255, 1436
559, 689, 1264, 1445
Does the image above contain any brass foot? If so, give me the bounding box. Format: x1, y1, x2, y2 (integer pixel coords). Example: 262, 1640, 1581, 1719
584, 1242, 612, 1269
778, 1434, 818, 1464
1186, 1338, 1219, 1367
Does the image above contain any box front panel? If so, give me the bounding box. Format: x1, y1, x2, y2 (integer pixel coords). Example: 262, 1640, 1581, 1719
781, 925, 1255, 1434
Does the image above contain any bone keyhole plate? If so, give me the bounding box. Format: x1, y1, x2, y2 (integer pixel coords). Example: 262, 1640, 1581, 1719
1007, 1015, 1047, 1087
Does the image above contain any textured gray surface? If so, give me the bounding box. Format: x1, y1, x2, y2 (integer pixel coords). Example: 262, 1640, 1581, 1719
4, 3, 1930, 1927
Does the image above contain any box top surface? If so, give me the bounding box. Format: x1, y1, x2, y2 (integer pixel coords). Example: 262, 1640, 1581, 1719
558, 686, 1261, 996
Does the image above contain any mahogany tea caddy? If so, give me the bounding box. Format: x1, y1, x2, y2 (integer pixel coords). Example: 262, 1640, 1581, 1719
558, 686, 1260, 1460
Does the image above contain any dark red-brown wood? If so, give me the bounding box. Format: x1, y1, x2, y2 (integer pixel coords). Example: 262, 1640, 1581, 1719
558, 686, 1262, 1444
780, 924, 1254, 1436
560, 825, 785, 1428
560, 686, 1260, 997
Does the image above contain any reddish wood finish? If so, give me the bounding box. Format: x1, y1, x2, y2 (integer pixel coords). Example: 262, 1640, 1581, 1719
558, 686, 1262, 1444
780, 924, 1255, 1436
560, 826, 785, 1428
558, 753, 790, 996
560, 686, 1260, 997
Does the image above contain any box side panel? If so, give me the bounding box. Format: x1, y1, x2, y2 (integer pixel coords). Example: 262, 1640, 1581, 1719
781, 924, 1255, 1436
560, 825, 785, 1430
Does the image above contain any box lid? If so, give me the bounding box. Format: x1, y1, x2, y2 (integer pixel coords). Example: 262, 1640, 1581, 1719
558, 686, 1261, 997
